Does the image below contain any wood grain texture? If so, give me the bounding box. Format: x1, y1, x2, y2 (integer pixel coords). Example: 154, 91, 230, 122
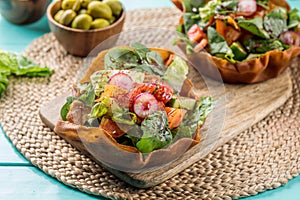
39, 69, 292, 188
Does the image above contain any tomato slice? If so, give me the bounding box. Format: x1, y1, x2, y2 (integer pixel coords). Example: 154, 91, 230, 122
165, 107, 187, 130
187, 24, 205, 43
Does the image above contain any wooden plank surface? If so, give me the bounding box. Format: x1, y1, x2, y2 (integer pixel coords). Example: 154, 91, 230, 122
39, 68, 292, 188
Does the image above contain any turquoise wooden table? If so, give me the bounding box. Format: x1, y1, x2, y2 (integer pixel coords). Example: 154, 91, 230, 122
0, 0, 300, 199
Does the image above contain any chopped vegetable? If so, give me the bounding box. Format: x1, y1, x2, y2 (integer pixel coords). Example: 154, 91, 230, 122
165, 107, 187, 130
280, 31, 300, 46
133, 93, 159, 118
230, 42, 248, 61
237, 0, 257, 15
108, 72, 134, 90
187, 24, 205, 42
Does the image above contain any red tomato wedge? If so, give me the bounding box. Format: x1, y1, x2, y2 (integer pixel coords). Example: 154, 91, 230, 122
165, 107, 187, 130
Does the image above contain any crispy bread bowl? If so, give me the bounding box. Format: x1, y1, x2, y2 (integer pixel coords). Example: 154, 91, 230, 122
173, 0, 300, 83
54, 47, 205, 172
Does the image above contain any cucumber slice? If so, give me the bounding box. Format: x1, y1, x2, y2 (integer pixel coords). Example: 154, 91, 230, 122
168, 96, 196, 110
230, 42, 248, 61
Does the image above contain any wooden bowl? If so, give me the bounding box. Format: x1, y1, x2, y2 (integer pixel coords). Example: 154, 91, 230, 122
46, 1, 125, 57
172, 0, 300, 83
0, 0, 51, 24
53, 46, 206, 173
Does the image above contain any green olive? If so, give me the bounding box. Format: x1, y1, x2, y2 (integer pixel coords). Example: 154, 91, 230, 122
80, 0, 90, 8
90, 18, 110, 29
61, 0, 81, 11
87, 1, 112, 19
108, 15, 115, 24
78, 9, 88, 14
54, 10, 65, 22
71, 14, 93, 30
104, 0, 122, 16
59, 9, 77, 26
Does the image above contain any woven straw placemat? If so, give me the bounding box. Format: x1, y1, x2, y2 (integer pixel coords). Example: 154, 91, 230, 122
1, 8, 300, 200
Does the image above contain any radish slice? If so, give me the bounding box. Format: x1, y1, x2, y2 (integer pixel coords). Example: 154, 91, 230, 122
237, 0, 257, 15
280, 31, 300, 46
108, 72, 134, 90
133, 93, 158, 118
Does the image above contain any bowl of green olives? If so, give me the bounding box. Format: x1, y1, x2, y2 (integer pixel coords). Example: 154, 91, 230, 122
47, 0, 125, 57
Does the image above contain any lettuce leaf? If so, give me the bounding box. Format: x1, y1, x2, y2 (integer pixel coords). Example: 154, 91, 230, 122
182, 96, 214, 130
0, 50, 53, 98
198, 0, 222, 23
163, 56, 189, 92
288, 8, 300, 30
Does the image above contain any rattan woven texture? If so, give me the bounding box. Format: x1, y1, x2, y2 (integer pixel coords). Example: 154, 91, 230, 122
0, 8, 300, 200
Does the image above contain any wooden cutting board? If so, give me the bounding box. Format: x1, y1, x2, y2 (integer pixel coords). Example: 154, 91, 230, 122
39, 69, 292, 188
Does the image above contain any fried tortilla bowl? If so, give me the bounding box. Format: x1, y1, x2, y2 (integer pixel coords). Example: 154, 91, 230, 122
54, 47, 204, 173
173, 0, 300, 83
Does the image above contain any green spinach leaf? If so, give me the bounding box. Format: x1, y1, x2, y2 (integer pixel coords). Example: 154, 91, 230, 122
207, 27, 236, 62
238, 17, 270, 39
171, 126, 193, 142
215, 0, 239, 15
136, 111, 172, 153
60, 96, 76, 121
182, 0, 205, 12
104, 48, 139, 70
182, 13, 200, 33
264, 8, 288, 38
131, 42, 150, 61
104, 43, 166, 77
244, 38, 285, 53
